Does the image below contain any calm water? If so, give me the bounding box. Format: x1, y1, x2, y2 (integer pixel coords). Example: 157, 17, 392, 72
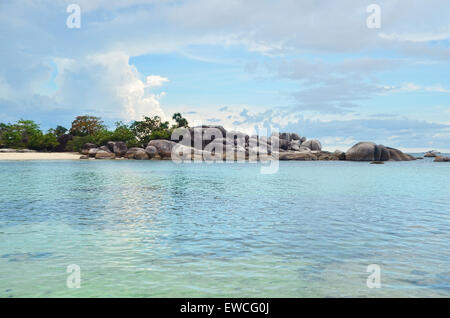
0, 158, 449, 297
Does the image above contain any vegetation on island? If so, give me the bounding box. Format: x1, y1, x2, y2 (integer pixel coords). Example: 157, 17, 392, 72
0, 113, 189, 152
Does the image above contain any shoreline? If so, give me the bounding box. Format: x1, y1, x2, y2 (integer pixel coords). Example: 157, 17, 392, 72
0, 152, 81, 161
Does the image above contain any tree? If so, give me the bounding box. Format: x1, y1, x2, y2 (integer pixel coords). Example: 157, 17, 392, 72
0, 119, 59, 150
130, 115, 170, 145
110, 121, 140, 147
70, 115, 104, 136
172, 113, 189, 128
54, 125, 68, 137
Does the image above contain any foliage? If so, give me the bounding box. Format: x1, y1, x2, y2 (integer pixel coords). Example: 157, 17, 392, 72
49, 125, 68, 137
28, 131, 59, 151
1, 112, 188, 151
172, 112, 189, 128
130, 115, 171, 145
0, 119, 59, 150
110, 121, 140, 147
65, 135, 94, 152
69, 115, 105, 136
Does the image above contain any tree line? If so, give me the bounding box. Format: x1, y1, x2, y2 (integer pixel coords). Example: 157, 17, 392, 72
0, 113, 189, 152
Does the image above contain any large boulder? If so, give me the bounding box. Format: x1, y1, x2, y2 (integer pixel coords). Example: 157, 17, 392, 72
113, 142, 128, 157
148, 140, 177, 158
144, 146, 158, 158
88, 148, 99, 157
387, 147, 415, 161
346, 142, 414, 161
278, 138, 290, 151
125, 147, 145, 159
81, 143, 97, 155
301, 139, 322, 151
346, 142, 382, 161
106, 141, 116, 152
95, 150, 116, 160
134, 149, 149, 160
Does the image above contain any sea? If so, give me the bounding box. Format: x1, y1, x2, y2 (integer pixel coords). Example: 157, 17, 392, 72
0, 156, 449, 297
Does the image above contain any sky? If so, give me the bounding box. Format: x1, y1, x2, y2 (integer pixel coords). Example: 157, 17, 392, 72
1, 0, 450, 151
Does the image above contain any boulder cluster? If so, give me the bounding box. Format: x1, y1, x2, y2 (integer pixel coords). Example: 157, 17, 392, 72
79, 126, 416, 162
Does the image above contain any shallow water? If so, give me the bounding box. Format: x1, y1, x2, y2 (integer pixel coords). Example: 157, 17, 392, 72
0, 158, 449, 297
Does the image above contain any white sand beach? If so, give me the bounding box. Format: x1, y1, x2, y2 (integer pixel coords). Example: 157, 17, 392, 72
0, 152, 81, 160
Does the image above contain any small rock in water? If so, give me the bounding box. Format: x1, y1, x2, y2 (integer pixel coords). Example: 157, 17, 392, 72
434, 156, 450, 162
370, 161, 384, 164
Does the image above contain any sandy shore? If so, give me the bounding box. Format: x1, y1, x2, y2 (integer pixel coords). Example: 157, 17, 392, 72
0, 152, 81, 160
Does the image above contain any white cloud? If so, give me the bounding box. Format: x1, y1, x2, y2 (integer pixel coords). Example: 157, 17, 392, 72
146, 75, 169, 87
382, 83, 450, 94
53, 52, 167, 121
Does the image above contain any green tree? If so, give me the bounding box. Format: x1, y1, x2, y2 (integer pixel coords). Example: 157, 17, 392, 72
0, 120, 59, 150
70, 115, 104, 136
110, 121, 140, 147
172, 112, 189, 128
52, 125, 68, 137
130, 115, 170, 145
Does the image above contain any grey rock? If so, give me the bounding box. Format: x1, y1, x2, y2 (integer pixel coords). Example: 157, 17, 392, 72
106, 141, 116, 152
113, 141, 128, 157
301, 139, 322, 151
333, 150, 346, 160
279, 139, 290, 151
434, 156, 450, 162
134, 149, 149, 160
424, 150, 439, 157
279, 152, 317, 161
386, 147, 415, 161
88, 148, 99, 157
125, 147, 145, 159
81, 143, 97, 155
148, 140, 177, 158
346, 142, 414, 161
144, 146, 158, 158
95, 150, 116, 159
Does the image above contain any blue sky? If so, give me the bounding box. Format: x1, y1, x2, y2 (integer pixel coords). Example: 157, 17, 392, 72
1, 0, 450, 151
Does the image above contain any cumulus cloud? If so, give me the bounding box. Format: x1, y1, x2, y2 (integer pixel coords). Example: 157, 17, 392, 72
53, 52, 167, 121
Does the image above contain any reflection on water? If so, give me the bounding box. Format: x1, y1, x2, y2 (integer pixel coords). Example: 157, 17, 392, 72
0, 159, 449, 297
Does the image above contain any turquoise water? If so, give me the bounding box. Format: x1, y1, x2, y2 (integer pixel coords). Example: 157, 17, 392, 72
0, 158, 449, 297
